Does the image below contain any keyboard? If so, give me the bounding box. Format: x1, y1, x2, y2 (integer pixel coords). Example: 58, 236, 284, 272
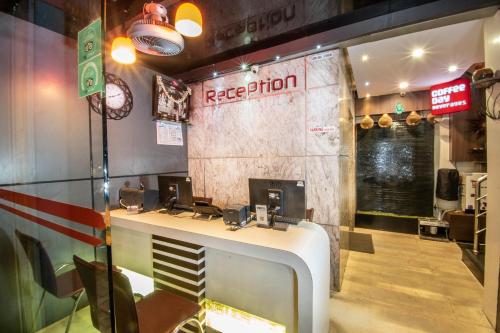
272, 215, 302, 225
273, 222, 289, 231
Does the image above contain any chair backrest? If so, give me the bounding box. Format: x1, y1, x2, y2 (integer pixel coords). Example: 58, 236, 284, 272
15, 230, 57, 295
112, 269, 140, 333
73, 255, 112, 333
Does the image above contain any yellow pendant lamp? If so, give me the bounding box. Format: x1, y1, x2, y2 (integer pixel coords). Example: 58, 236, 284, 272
175, 3, 203, 37
378, 113, 393, 128
111, 36, 136, 64
360, 115, 374, 129
406, 111, 422, 126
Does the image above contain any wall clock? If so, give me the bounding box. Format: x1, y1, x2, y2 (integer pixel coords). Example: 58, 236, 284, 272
87, 73, 133, 120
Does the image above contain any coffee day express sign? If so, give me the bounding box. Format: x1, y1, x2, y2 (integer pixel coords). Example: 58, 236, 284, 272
430, 78, 471, 115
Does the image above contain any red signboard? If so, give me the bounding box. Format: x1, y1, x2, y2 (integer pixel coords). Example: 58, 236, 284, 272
430, 78, 471, 115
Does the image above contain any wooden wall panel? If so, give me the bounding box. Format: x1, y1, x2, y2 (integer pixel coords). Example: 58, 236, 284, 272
355, 90, 430, 116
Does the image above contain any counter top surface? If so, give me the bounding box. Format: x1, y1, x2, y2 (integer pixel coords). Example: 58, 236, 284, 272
110, 209, 322, 255
110, 209, 330, 333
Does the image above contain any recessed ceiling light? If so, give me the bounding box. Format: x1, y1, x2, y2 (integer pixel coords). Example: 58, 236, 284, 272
365, 81, 370, 86
399, 81, 409, 89
275, 55, 280, 60
241, 63, 248, 70
213, 71, 218, 77
361, 54, 369, 62
316, 44, 322, 49
493, 35, 500, 44
366, 93, 371, 98
448, 65, 458, 73
411, 48, 424, 58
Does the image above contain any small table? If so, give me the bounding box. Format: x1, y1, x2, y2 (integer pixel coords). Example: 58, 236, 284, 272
418, 217, 449, 242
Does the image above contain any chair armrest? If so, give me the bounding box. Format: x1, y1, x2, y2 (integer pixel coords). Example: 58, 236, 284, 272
55, 263, 76, 274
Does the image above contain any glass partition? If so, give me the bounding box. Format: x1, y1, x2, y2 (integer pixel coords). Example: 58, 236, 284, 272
0, 1, 112, 332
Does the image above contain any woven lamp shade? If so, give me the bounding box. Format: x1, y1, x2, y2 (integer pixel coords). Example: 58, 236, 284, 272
406, 111, 422, 126
360, 114, 374, 129
378, 113, 393, 128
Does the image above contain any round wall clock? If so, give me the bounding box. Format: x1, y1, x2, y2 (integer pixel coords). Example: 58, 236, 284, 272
87, 73, 133, 120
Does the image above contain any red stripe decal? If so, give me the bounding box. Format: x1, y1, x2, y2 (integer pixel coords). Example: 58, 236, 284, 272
0, 189, 105, 230
0, 203, 103, 247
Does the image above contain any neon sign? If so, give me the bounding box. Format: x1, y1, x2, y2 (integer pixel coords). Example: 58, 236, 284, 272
430, 78, 471, 115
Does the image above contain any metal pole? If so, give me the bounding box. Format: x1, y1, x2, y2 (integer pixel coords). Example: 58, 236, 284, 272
100, 0, 115, 332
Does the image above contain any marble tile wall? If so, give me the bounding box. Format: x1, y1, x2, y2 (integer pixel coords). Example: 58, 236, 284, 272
187, 50, 355, 291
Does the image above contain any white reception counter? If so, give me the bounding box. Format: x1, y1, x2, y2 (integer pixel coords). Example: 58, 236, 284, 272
110, 209, 330, 333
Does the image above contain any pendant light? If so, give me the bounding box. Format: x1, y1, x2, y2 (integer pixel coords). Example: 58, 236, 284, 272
111, 36, 136, 64
175, 2, 203, 37
360, 115, 374, 129
378, 113, 393, 128
426, 112, 439, 124
406, 111, 422, 126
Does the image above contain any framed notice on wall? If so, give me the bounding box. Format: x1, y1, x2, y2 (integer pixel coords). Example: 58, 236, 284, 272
156, 121, 183, 146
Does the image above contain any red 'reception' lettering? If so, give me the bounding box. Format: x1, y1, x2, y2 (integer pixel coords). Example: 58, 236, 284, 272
205, 75, 298, 104
430, 78, 471, 115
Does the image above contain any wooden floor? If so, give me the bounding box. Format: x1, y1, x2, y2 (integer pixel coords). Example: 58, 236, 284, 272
330, 228, 494, 333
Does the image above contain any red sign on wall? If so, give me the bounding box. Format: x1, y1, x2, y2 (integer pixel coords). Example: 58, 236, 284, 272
430, 78, 471, 115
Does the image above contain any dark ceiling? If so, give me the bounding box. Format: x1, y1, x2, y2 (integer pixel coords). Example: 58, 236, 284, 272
2, 0, 500, 78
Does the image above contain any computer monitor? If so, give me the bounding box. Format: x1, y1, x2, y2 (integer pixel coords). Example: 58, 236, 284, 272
248, 178, 306, 219
158, 176, 193, 211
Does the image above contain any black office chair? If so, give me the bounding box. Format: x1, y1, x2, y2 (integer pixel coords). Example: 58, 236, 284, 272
73, 255, 204, 333
113, 268, 204, 333
73, 255, 113, 333
15, 230, 84, 333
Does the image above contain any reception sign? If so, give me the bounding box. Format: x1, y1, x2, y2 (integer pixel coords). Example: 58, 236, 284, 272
430, 78, 471, 115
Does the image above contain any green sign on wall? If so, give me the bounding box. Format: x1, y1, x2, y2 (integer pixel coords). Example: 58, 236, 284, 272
78, 19, 103, 98
78, 54, 103, 97
78, 19, 102, 64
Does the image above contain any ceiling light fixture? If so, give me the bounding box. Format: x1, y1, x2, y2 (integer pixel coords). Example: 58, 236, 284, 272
365, 81, 370, 86
175, 2, 203, 37
399, 81, 409, 90
411, 48, 424, 58
111, 36, 136, 64
361, 54, 369, 62
316, 44, 322, 49
213, 71, 218, 77
275, 55, 280, 61
366, 93, 371, 98
448, 65, 458, 73
493, 35, 500, 44
241, 63, 248, 70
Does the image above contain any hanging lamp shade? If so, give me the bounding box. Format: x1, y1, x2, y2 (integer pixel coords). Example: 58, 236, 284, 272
360, 114, 374, 129
426, 112, 439, 124
175, 3, 203, 37
406, 111, 422, 126
111, 37, 136, 64
378, 113, 393, 128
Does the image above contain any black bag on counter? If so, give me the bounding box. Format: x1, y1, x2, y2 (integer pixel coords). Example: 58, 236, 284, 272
436, 168, 459, 201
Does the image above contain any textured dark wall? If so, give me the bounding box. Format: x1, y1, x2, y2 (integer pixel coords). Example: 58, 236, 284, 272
356, 121, 434, 217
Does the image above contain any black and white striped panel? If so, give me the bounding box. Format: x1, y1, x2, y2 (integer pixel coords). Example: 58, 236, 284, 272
152, 235, 206, 333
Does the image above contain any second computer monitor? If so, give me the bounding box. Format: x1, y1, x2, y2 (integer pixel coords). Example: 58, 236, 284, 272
158, 176, 193, 209
249, 178, 306, 219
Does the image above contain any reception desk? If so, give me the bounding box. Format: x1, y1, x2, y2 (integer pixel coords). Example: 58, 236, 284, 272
110, 210, 330, 333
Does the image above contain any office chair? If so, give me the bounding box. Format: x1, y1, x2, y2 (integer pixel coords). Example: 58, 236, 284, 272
72, 255, 113, 333
73, 255, 204, 333
15, 230, 84, 333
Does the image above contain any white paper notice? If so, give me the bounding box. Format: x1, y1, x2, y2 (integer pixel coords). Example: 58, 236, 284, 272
156, 121, 183, 146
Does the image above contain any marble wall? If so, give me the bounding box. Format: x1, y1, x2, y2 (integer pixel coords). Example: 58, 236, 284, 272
188, 50, 355, 291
